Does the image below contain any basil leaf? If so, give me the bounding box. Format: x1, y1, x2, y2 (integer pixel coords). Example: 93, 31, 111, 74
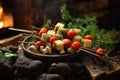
42, 19, 52, 28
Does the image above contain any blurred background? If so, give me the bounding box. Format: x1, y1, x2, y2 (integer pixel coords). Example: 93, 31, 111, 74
0, 0, 119, 30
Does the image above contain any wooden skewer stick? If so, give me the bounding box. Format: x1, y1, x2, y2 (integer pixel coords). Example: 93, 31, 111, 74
81, 47, 95, 52
8, 28, 37, 34
17, 41, 35, 44
80, 48, 101, 57
80, 47, 118, 62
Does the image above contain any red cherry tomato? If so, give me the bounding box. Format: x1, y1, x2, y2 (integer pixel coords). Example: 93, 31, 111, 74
84, 35, 93, 40
67, 30, 76, 39
96, 48, 105, 57
35, 41, 42, 47
38, 28, 48, 37
63, 39, 72, 48
71, 41, 81, 51
49, 36, 58, 44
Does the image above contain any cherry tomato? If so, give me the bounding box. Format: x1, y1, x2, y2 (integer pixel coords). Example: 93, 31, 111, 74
84, 35, 93, 40
67, 30, 76, 39
38, 28, 48, 37
71, 41, 81, 51
63, 39, 72, 48
96, 48, 105, 57
49, 36, 58, 44
35, 41, 42, 47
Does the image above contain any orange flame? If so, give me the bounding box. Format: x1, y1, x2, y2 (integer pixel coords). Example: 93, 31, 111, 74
0, 3, 13, 29
0, 21, 3, 28
0, 3, 3, 19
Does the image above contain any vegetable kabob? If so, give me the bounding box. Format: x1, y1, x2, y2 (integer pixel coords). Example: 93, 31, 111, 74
29, 22, 103, 56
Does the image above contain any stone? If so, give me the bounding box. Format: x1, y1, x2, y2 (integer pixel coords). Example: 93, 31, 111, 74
14, 52, 44, 78
37, 73, 64, 80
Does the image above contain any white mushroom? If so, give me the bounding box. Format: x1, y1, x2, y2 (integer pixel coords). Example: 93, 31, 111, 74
29, 45, 37, 52
40, 46, 52, 55
40, 46, 44, 51
40, 46, 47, 54
41, 48, 48, 54
46, 46, 52, 54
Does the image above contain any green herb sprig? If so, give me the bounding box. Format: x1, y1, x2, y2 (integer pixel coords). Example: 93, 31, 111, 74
60, 4, 119, 55
42, 19, 52, 28
41, 4, 119, 55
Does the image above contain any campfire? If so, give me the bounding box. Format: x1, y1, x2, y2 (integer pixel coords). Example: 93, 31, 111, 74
0, 3, 13, 29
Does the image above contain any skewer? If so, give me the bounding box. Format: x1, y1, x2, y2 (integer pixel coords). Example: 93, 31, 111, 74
0, 34, 24, 44
80, 47, 118, 62
17, 41, 35, 44
80, 48, 101, 57
8, 27, 37, 34
81, 47, 96, 52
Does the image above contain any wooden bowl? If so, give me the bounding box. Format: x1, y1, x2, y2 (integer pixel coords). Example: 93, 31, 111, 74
21, 35, 78, 62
